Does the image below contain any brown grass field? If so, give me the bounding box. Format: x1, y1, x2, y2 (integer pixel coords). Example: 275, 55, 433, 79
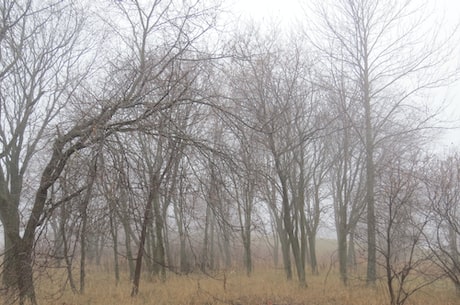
21, 266, 460, 305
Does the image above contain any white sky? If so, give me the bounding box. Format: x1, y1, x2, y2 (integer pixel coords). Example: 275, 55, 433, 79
229, 0, 460, 150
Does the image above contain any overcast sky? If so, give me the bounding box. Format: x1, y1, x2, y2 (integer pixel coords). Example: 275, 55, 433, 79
229, 0, 460, 151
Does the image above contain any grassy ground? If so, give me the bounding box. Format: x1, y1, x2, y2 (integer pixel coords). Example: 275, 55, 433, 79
26, 267, 460, 305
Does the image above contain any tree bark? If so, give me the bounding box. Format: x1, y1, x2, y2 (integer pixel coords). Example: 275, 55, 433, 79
131, 185, 154, 297
79, 152, 99, 294
109, 207, 120, 285
365, 92, 377, 285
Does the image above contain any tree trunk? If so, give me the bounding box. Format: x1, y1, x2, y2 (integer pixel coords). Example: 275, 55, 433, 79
80, 204, 88, 294
0, 197, 37, 305
119, 198, 136, 280
222, 223, 232, 269
347, 231, 357, 272
242, 218, 252, 276
209, 211, 216, 270
1, 204, 21, 288
278, 223, 292, 280
79, 155, 98, 294
337, 225, 348, 285
146, 222, 156, 276
174, 200, 189, 274
363, 44, 377, 286
60, 205, 78, 294
153, 196, 166, 281
201, 204, 211, 273
455, 282, 460, 298
95, 235, 104, 266
109, 212, 120, 285
280, 174, 306, 287
2, 236, 37, 305
273, 230, 279, 267
179, 234, 189, 273
308, 234, 318, 275
15, 241, 37, 305
131, 188, 154, 297
124, 222, 135, 280
299, 190, 309, 277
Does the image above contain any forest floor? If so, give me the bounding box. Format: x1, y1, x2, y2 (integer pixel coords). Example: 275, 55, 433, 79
24, 267, 460, 305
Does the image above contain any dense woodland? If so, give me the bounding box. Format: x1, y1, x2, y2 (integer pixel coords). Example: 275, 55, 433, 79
1, 0, 460, 304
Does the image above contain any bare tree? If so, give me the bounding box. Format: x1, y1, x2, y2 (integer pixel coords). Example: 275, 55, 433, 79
376, 150, 439, 305
228, 27, 328, 287
324, 69, 366, 284
308, 0, 458, 285
0, 1, 89, 303
424, 153, 460, 296
0, 0, 219, 303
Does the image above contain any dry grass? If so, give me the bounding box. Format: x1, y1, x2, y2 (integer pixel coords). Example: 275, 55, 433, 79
20, 267, 460, 305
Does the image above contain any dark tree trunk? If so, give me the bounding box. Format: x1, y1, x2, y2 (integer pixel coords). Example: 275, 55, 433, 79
124, 221, 135, 280
80, 205, 88, 294
337, 226, 348, 285
15, 241, 37, 305
152, 183, 166, 281
242, 224, 252, 276
308, 234, 318, 275
280, 174, 306, 287
79, 154, 98, 294
201, 204, 211, 273
348, 231, 357, 272
60, 205, 78, 294
277, 216, 292, 280
363, 47, 377, 286
109, 210, 120, 285
222, 224, 232, 269
1, 204, 21, 288
131, 188, 154, 297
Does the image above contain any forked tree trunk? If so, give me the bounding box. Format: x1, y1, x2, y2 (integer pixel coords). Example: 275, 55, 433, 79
280, 173, 306, 288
